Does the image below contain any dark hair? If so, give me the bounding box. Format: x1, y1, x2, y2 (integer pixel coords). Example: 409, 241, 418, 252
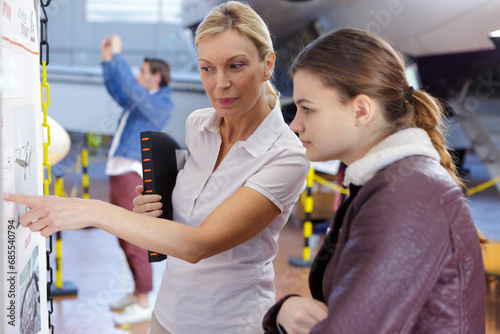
144, 57, 171, 87
291, 28, 462, 187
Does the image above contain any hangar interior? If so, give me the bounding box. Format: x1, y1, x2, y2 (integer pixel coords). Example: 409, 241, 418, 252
11, 0, 500, 333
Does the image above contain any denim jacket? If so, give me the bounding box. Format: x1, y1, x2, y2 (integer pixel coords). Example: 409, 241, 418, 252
102, 54, 174, 161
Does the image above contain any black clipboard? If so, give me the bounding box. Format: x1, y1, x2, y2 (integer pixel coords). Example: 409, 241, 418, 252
140, 131, 180, 262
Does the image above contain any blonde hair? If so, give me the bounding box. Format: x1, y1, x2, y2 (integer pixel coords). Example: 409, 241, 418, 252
195, 1, 279, 108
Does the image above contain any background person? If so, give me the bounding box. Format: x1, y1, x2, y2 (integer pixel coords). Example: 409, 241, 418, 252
263, 28, 486, 334
101, 34, 174, 325
5, 2, 309, 333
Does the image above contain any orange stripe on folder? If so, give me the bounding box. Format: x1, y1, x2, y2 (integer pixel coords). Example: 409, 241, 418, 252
142, 137, 150, 141
145, 190, 153, 193
145, 179, 152, 183
144, 169, 152, 172
142, 148, 150, 151
143, 158, 151, 162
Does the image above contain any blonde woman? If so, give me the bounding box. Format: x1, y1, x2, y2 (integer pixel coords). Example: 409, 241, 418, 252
7, 2, 309, 333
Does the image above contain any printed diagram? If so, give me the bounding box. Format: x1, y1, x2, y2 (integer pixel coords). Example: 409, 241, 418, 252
15, 141, 36, 181
19, 246, 42, 334
15, 198, 30, 229
1, 1, 48, 332
20, 272, 40, 334
2, 146, 15, 194
13, 104, 39, 197
3, 148, 14, 169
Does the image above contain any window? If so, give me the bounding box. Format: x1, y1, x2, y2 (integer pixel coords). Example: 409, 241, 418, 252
85, 0, 182, 24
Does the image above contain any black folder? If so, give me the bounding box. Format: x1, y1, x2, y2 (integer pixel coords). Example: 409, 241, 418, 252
140, 131, 180, 262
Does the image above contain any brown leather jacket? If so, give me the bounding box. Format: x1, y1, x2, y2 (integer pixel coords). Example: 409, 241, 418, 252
264, 152, 485, 333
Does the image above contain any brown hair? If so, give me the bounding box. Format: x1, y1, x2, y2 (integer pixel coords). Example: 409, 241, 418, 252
144, 57, 171, 87
194, 1, 279, 108
291, 28, 462, 187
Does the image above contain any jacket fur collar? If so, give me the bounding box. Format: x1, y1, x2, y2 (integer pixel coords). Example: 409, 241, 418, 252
344, 128, 440, 187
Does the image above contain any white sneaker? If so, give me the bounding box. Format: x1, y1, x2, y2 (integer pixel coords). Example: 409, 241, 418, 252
110, 293, 137, 310
114, 303, 152, 325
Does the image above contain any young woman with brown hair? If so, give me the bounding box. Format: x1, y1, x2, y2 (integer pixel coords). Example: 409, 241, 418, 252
263, 28, 486, 334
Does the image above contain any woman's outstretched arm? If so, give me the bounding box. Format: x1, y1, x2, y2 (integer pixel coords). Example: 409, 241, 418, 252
4, 186, 280, 264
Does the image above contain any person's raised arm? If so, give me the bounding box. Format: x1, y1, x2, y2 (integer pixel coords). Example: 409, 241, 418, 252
101, 36, 112, 62
110, 54, 173, 127
101, 34, 172, 125
100, 34, 130, 108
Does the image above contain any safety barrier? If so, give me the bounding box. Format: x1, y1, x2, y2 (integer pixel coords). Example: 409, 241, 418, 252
289, 168, 316, 267
467, 175, 500, 196
289, 167, 348, 267
40, 2, 55, 328
81, 148, 90, 199
50, 176, 78, 297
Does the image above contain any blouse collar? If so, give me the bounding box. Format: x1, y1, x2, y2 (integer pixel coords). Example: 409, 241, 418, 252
200, 104, 286, 158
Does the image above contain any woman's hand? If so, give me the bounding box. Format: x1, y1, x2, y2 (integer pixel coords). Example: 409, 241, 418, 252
133, 185, 163, 218
277, 296, 328, 334
3, 193, 103, 237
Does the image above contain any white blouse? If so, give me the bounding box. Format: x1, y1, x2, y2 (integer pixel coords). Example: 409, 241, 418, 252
154, 105, 309, 333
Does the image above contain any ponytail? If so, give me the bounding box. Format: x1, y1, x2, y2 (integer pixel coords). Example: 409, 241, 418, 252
409, 90, 488, 244
408, 89, 464, 188
265, 81, 280, 109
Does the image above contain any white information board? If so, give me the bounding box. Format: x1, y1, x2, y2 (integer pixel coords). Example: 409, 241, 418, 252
1, 0, 49, 333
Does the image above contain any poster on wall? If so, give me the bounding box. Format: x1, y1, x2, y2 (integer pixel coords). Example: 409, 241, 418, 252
1, 0, 49, 333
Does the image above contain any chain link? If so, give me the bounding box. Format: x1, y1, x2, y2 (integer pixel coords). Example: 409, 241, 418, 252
41, 63, 51, 195
40, 1, 50, 66
40, 0, 54, 332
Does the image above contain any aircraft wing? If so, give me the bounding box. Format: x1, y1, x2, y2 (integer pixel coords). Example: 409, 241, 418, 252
183, 0, 500, 56
317, 0, 500, 56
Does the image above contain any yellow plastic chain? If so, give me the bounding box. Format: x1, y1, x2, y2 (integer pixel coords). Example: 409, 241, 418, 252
466, 175, 500, 196
41, 61, 51, 195
313, 173, 350, 195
